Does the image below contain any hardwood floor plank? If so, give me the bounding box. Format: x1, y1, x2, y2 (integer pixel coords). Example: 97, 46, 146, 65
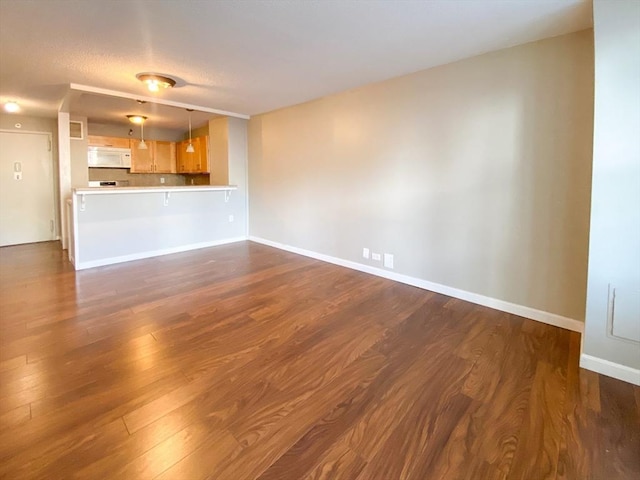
0, 354, 26, 372
556, 331, 600, 480
0, 403, 30, 428
595, 375, 640, 479
301, 437, 367, 480
507, 361, 565, 480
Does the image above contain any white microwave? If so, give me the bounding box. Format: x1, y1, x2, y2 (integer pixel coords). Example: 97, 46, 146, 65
88, 146, 132, 168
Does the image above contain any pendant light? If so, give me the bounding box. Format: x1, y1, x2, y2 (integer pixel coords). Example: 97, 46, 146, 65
127, 115, 148, 150
139, 121, 148, 150
186, 109, 195, 153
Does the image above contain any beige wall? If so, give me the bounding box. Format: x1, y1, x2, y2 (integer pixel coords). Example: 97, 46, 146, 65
88, 122, 185, 142
248, 30, 594, 321
69, 115, 88, 188
209, 117, 230, 185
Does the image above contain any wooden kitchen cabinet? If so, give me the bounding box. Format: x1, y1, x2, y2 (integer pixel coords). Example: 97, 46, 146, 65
87, 135, 131, 149
130, 139, 153, 172
130, 140, 176, 173
177, 135, 209, 174
153, 141, 177, 173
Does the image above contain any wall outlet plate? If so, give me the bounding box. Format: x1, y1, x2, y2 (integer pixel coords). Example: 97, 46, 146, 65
384, 253, 394, 269
372, 252, 382, 261
362, 247, 370, 259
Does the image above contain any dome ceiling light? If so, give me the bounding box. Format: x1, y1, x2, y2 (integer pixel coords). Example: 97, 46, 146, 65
136, 73, 176, 92
126, 114, 147, 125
4, 101, 20, 113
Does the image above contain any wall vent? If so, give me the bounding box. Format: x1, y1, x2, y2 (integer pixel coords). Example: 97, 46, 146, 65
70, 120, 83, 140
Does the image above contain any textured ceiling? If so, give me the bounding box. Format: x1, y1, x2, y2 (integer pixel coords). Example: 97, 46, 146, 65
0, 0, 592, 119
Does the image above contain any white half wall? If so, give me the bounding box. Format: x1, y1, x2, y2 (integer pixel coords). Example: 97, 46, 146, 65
581, 0, 640, 385
71, 188, 246, 269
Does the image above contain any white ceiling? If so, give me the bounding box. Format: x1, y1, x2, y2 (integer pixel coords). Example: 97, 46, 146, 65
0, 0, 592, 119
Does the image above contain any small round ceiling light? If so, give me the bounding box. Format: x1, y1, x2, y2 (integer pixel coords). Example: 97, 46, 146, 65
126, 115, 147, 124
136, 73, 176, 92
4, 101, 20, 113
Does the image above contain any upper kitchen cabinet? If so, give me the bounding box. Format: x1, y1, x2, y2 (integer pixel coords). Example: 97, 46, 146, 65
130, 139, 153, 173
88, 135, 131, 149
154, 141, 177, 173
130, 140, 177, 173
177, 135, 209, 174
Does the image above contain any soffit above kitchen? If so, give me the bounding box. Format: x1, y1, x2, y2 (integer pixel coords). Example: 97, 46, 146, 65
69, 91, 220, 131
0, 0, 592, 118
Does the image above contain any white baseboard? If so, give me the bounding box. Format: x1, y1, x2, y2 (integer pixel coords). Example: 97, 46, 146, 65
580, 354, 640, 386
248, 236, 584, 333
75, 237, 247, 270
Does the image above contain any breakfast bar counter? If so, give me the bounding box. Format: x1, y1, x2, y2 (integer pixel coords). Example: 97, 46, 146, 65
68, 185, 244, 270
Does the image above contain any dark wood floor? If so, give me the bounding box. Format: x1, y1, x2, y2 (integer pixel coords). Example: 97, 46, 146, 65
0, 241, 638, 480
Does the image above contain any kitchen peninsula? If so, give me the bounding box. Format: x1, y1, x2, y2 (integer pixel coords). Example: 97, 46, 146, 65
67, 184, 243, 270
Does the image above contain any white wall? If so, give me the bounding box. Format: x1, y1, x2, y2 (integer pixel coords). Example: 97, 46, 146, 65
227, 117, 249, 238
249, 31, 594, 324
581, 0, 640, 384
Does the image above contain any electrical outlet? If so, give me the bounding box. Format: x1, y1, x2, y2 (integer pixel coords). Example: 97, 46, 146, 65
384, 253, 394, 269
160, 177, 165, 184
14, 172, 22, 180
362, 247, 370, 259
228, 215, 234, 223
372, 252, 382, 261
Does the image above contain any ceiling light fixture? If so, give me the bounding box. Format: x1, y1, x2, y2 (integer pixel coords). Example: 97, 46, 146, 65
4, 101, 20, 113
186, 109, 195, 153
136, 73, 176, 92
126, 114, 147, 125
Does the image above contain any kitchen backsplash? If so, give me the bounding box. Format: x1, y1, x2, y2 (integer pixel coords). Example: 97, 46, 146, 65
88, 168, 187, 186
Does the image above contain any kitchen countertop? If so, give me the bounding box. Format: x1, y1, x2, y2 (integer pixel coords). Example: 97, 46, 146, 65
73, 185, 237, 195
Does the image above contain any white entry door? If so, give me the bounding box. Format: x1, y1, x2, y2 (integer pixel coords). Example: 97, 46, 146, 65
0, 131, 56, 246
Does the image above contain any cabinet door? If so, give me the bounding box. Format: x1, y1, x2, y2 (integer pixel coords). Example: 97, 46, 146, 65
130, 140, 154, 173
194, 136, 210, 173
154, 141, 176, 173
88, 135, 131, 148
177, 140, 195, 173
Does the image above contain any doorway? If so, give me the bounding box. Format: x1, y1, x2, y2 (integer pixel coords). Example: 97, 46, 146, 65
0, 130, 56, 246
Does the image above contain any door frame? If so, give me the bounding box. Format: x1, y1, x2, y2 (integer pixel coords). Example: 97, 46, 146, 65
0, 128, 58, 242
